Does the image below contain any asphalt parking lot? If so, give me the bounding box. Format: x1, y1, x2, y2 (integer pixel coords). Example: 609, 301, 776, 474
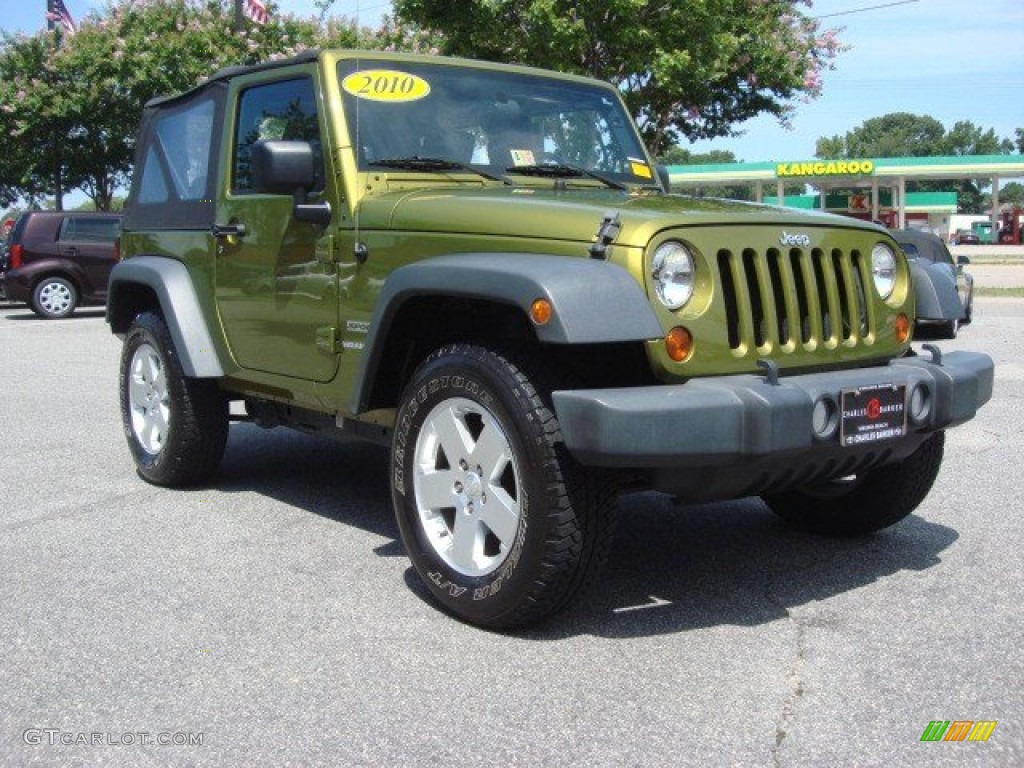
1, 295, 1021, 767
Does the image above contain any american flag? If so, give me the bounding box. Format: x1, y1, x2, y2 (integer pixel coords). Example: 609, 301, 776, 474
244, 0, 269, 25
46, 0, 76, 35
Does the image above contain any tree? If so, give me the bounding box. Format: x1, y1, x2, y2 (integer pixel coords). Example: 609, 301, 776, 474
815, 113, 946, 159
1016, 127, 1023, 154
0, 33, 73, 208
0, 1, 363, 210
996, 182, 1024, 207
656, 147, 752, 199
658, 148, 740, 166
940, 121, 1013, 156
815, 113, 1017, 214
390, 0, 844, 155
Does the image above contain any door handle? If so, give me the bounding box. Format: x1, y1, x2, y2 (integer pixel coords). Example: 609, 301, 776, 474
211, 223, 246, 238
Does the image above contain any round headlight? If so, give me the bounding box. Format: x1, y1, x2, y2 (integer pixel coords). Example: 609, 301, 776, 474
652, 241, 695, 310
871, 243, 897, 300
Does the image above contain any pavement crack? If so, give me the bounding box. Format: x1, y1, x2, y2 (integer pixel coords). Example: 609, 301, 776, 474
768, 600, 808, 768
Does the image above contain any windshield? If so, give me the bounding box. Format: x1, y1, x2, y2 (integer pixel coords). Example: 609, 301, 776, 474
337, 59, 657, 188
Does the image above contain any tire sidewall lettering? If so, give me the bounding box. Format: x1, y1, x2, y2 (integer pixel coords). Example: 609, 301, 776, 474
473, 489, 528, 601
393, 369, 497, 498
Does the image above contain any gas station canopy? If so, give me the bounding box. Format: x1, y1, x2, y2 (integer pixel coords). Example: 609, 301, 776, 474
666, 154, 1024, 231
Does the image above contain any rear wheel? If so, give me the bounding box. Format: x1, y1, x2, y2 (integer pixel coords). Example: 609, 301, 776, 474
31, 276, 77, 319
120, 312, 228, 487
762, 432, 945, 537
391, 343, 616, 628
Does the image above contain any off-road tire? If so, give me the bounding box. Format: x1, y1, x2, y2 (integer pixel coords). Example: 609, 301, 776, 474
391, 343, 616, 629
31, 276, 77, 319
119, 311, 228, 487
762, 432, 945, 537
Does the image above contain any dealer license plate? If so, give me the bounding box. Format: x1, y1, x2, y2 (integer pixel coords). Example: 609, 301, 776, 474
840, 384, 907, 447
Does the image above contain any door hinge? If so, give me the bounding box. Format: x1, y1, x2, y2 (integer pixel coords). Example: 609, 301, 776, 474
315, 234, 338, 265
315, 325, 342, 355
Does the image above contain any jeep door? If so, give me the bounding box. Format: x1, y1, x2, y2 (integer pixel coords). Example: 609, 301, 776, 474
215, 72, 339, 383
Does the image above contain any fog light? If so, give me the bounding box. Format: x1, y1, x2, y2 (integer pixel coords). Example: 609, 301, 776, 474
530, 298, 552, 326
909, 383, 931, 425
665, 326, 693, 362
894, 313, 911, 343
812, 396, 838, 439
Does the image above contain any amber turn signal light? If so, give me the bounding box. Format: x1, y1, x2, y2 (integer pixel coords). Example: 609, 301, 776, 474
665, 326, 693, 362
530, 298, 553, 326
894, 313, 911, 343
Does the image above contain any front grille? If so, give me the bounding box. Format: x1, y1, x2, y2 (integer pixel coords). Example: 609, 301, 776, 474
717, 247, 872, 355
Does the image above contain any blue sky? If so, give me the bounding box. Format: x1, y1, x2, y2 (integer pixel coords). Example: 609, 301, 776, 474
3, 0, 1022, 164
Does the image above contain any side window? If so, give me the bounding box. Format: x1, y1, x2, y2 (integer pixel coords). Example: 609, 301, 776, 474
137, 99, 215, 203
58, 217, 119, 243
58, 217, 78, 242
126, 86, 222, 231
74, 217, 120, 242
233, 77, 323, 193
137, 145, 170, 205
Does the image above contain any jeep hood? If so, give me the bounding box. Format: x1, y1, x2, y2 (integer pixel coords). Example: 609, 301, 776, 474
355, 187, 887, 249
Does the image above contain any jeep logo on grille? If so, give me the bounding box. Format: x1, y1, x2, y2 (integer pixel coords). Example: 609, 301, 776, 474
780, 231, 811, 247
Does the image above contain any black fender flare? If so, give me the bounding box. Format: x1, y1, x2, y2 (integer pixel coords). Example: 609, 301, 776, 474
106, 256, 225, 378
908, 259, 963, 322
353, 253, 662, 412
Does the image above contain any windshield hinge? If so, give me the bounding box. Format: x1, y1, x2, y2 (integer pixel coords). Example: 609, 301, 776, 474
589, 211, 621, 260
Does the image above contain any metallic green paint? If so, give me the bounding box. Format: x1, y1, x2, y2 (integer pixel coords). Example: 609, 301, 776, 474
120, 49, 915, 420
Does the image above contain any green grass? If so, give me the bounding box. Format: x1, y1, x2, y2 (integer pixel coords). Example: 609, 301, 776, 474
975, 286, 1024, 297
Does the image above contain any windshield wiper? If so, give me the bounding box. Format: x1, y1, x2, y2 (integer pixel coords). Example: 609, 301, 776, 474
368, 156, 510, 184
505, 162, 627, 191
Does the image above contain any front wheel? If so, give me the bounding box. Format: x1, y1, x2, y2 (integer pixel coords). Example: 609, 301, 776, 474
391, 344, 616, 629
762, 432, 945, 537
119, 311, 228, 487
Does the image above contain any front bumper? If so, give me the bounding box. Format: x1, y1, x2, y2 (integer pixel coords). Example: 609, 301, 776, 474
552, 349, 992, 476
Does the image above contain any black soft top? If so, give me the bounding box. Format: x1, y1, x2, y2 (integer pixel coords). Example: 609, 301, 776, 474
892, 228, 955, 266
144, 49, 320, 109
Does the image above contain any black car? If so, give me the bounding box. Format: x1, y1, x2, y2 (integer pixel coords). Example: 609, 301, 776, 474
952, 229, 980, 246
893, 228, 973, 338
0, 211, 122, 318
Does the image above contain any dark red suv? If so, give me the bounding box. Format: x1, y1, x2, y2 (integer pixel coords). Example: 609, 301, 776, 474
0, 211, 122, 318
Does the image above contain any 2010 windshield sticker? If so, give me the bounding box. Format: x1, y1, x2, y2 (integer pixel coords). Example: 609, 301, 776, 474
341, 70, 431, 102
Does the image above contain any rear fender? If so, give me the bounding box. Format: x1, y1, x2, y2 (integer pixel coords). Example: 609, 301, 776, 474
107, 256, 224, 378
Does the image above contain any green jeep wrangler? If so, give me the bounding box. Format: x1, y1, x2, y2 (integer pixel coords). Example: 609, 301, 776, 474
108, 50, 994, 628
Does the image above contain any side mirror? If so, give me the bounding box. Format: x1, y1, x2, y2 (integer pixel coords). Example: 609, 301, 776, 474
251, 140, 331, 226
252, 140, 317, 194
957, 255, 970, 266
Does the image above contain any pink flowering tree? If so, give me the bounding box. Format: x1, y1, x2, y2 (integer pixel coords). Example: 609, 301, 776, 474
0, 0, 366, 209
392, 0, 845, 154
